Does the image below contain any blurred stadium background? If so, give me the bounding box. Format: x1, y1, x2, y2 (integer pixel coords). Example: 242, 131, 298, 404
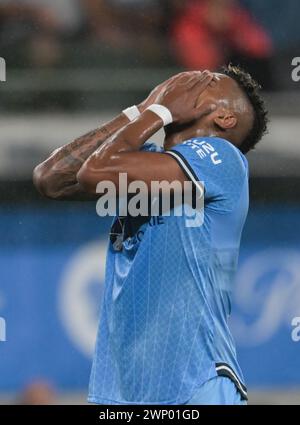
0, 0, 300, 405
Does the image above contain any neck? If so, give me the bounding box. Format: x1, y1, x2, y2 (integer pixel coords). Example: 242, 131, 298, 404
164, 124, 240, 150
164, 123, 217, 150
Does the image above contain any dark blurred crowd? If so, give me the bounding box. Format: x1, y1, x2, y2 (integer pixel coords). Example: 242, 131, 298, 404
0, 0, 275, 88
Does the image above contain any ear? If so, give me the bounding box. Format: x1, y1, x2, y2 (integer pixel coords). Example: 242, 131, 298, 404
213, 108, 237, 130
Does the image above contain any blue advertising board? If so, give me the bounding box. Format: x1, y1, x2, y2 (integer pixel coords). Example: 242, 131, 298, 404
0, 204, 299, 391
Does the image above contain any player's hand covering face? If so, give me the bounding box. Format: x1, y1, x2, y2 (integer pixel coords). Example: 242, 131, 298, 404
76, 71, 220, 195
156, 71, 216, 125
139, 71, 218, 122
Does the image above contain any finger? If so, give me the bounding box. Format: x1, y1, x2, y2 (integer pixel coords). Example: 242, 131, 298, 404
155, 75, 174, 91
170, 72, 203, 92
191, 71, 214, 88
207, 73, 221, 88
186, 72, 204, 89
190, 102, 217, 121
191, 105, 216, 121
191, 73, 214, 101
154, 72, 183, 92
172, 71, 198, 81
185, 71, 212, 93
172, 71, 201, 87
165, 71, 203, 92
191, 70, 210, 82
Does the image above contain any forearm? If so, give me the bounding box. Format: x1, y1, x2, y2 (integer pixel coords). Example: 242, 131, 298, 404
33, 72, 201, 199
33, 113, 130, 200
77, 111, 163, 193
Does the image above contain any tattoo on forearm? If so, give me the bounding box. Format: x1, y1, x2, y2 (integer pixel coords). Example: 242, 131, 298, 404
52, 126, 112, 171
36, 115, 127, 200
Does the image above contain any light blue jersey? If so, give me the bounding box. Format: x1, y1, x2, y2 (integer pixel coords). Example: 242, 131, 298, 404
88, 137, 249, 405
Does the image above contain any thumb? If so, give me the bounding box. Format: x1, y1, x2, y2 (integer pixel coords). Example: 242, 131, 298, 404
191, 103, 217, 120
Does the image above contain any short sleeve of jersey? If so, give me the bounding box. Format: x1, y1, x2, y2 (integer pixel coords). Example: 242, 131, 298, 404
165, 137, 248, 213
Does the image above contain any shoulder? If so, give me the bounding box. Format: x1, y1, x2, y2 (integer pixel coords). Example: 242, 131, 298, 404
167, 137, 248, 173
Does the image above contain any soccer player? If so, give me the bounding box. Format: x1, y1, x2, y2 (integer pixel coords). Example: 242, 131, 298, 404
33, 65, 268, 405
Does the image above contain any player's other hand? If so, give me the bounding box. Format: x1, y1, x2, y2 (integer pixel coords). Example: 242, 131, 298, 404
156, 71, 215, 125
138, 76, 174, 113
137, 71, 193, 112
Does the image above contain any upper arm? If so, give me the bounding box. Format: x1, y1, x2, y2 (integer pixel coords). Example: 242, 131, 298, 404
77, 138, 248, 213
77, 151, 190, 195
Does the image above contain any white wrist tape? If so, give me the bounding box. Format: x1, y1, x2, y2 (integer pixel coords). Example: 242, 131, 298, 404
146, 104, 173, 126
122, 105, 141, 121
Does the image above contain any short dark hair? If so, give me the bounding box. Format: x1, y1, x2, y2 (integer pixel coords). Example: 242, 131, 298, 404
221, 64, 269, 153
